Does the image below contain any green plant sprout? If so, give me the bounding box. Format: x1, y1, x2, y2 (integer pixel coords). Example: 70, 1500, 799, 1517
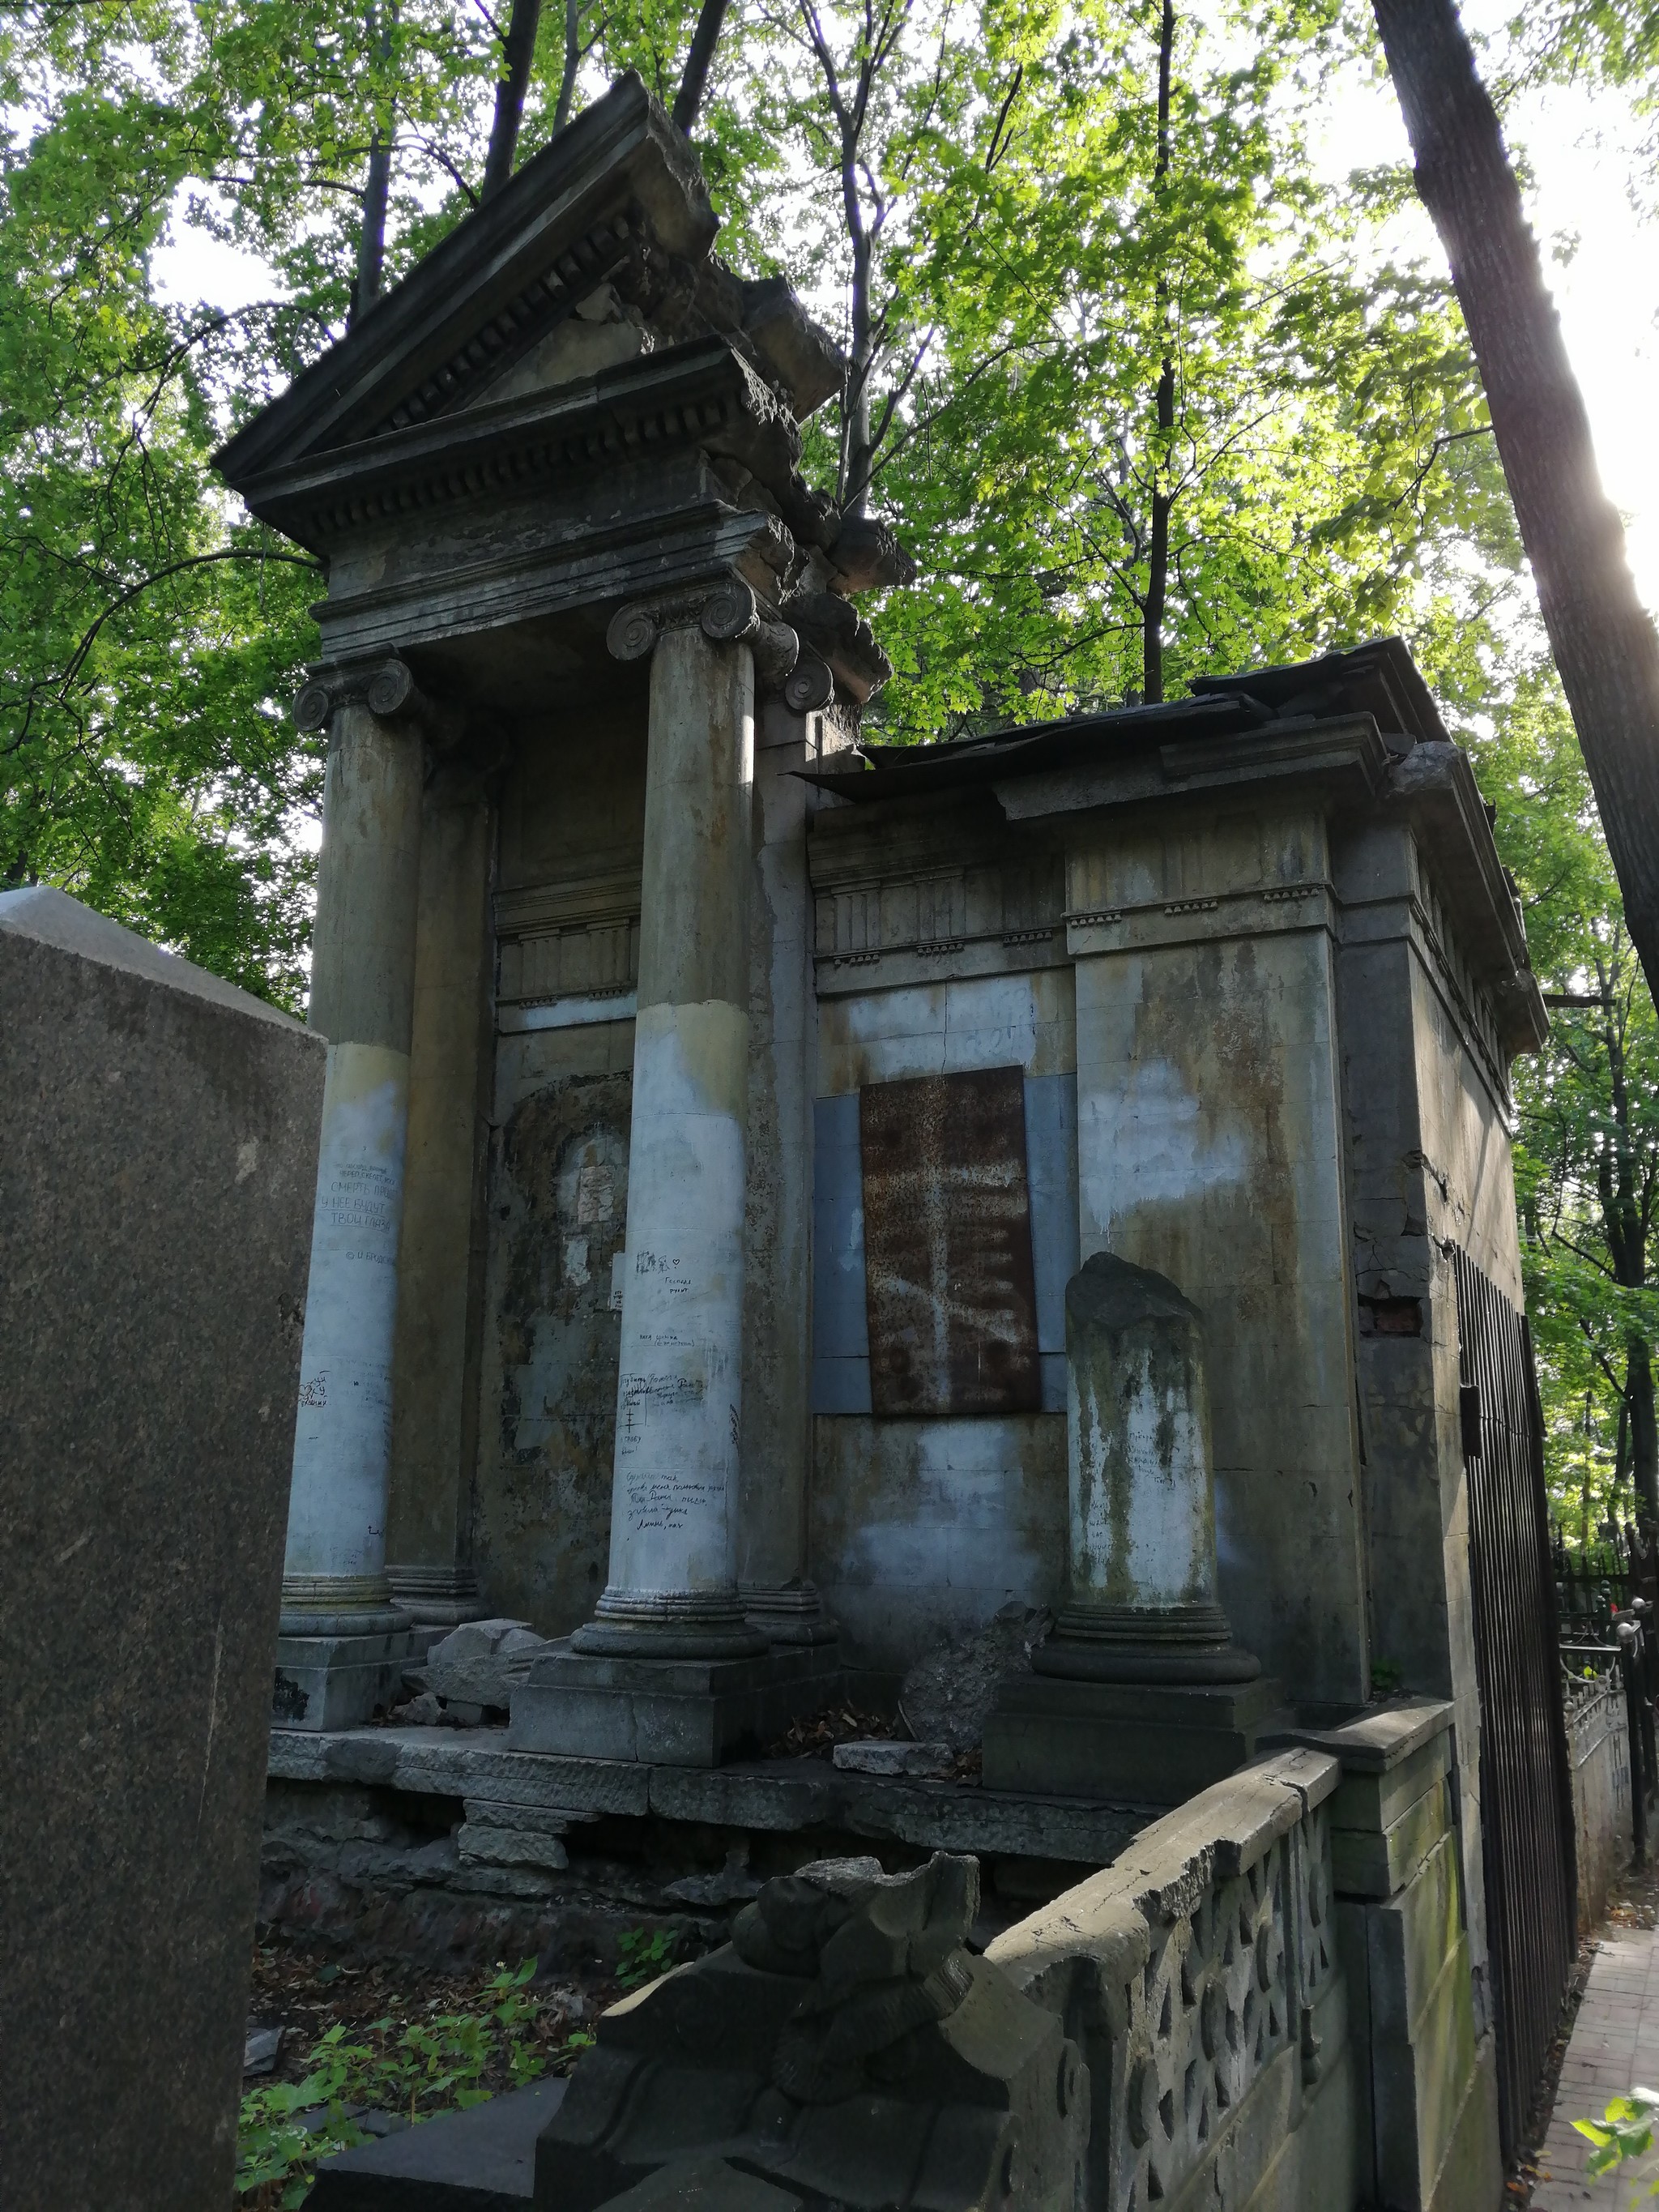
236, 1961, 593, 2206
1575, 2086, 1659, 2186
616, 1927, 678, 1992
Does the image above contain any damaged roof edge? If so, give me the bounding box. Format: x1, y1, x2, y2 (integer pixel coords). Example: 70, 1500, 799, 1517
215, 75, 698, 488
803, 636, 1546, 1057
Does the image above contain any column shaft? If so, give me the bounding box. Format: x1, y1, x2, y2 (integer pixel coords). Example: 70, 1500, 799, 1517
386, 776, 494, 1634
738, 703, 830, 1642
283, 699, 424, 1626
576, 626, 764, 1655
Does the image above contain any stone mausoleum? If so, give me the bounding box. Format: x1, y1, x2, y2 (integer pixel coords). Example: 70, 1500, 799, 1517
220, 72, 1559, 2211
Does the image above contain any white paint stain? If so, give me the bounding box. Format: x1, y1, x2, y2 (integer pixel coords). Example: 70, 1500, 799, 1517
1070, 1347, 1212, 1607
236, 1139, 259, 1184
825, 971, 1077, 1088
1078, 1057, 1247, 1241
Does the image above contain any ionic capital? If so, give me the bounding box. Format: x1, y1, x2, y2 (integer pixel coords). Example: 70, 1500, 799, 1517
607, 576, 776, 656
294, 654, 460, 737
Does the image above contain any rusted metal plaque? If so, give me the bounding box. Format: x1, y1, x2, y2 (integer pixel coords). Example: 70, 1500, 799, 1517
859, 1065, 1042, 1417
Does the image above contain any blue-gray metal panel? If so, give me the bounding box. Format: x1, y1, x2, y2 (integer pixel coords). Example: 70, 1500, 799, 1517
1039, 1352, 1067, 1415
812, 1091, 869, 1360
1025, 1070, 1079, 1358
812, 1356, 874, 1416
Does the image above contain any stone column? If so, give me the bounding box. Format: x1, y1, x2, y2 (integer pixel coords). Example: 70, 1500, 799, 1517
273, 661, 424, 1730
983, 1251, 1271, 1802
510, 583, 850, 1765
1038, 1251, 1258, 1681
573, 585, 769, 1660
386, 769, 495, 1654
738, 692, 838, 1654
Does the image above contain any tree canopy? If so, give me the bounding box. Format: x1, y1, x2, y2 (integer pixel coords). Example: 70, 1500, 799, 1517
2, 0, 1654, 1533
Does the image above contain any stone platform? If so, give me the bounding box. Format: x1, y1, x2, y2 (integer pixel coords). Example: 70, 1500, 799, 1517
262, 1724, 1158, 1971
268, 1723, 1154, 1862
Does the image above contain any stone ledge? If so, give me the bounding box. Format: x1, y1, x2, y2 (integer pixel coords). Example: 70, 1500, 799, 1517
267, 1725, 1154, 1863
1257, 1695, 1454, 1774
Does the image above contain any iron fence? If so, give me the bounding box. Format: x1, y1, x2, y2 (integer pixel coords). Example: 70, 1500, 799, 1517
1454, 1246, 1578, 2160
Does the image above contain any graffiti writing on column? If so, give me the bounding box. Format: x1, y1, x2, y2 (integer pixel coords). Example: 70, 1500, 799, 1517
616, 1307, 734, 1534
859, 1065, 1042, 1418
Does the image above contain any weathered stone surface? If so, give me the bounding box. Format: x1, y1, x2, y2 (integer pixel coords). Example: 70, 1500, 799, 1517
510, 1641, 842, 1768
307, 2073, 565, 2208
275, 1627, 411, 1731
1036, 1251, 1257, 1682
987, 1748, 1347, 2212
1262, 1700, 1455, 1838
535, 1854, 1088, 2210
424, 1617, 549, 1717
266, 1724, 1151, 1863
596, 2160, 805, 2210
0, 886, 323, 2210
983, 1671, 1280, 1804
899, 1603, 1049, 1753
831, 1738, 953, 1778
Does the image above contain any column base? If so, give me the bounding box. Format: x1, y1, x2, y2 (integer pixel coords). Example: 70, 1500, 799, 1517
272, 1625, 413, 1732
570, 1587, 770, 1662
982, 1671, 1282, 1804
1034, 1601, 1262, 1685
740, 1578, 840, 1648
386, 1564, 492, 1660
508, 1642, 842, 1767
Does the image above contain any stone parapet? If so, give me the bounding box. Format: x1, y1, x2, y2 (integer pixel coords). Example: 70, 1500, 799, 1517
1260, 1699, 1503, 2212
986, 1744, 1348, 2212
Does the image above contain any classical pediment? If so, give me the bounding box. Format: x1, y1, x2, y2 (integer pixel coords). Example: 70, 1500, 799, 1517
214, 75, 842, 496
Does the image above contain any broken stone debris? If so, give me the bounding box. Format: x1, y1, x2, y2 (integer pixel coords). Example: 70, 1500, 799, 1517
414, 1618, 550, 1723
532, 1851, 1086, 2209
243, 2024, 284, 2077
898, 1604, 1051, 1754
830, 1739, 954, 1779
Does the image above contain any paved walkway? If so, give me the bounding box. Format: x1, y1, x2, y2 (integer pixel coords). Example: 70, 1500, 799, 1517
1533, 1930, 1659, 2207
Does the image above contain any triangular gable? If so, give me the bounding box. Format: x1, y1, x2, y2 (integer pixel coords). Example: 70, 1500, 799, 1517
215, 75, 716, 489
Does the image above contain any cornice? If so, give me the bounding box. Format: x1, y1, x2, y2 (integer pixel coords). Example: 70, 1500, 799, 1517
214, 76, 712, 486
237, 339, 812, 558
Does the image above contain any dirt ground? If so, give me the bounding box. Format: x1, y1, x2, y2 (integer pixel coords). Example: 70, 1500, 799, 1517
244, 1932, 608, 2100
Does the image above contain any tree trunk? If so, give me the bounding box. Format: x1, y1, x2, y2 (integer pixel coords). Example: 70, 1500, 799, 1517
552, 0, 581, 134
351, 6, 394, 324
1631, 1339, 1659, 1524
672, 0, 733, 134
842, 144, 874, 519
482, 0, 544, 200
1142, 0, 1175, 703
1144, 481, 1171, 703
1371, 0, 1659, 1006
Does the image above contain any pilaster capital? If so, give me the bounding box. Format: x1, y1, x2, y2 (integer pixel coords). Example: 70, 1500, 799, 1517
292, 655, 460, 745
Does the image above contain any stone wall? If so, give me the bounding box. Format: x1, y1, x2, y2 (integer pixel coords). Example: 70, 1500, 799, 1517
806, 965, 1078, 1670
469, 693, 647, 1634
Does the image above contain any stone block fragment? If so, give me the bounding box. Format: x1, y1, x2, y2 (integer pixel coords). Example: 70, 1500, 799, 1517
1, 886, 323, 2210
535, 1853, 1087, 2210
424, 1616, 549, 1719
831, 1738, 953, 1778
